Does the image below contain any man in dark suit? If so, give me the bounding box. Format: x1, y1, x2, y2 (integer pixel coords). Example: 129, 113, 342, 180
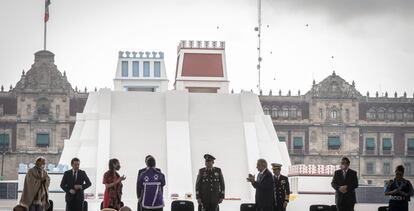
137, 155, 161, 211
247, 159, 274, 211
331, 157, 358, 211
60, 157, 92, 211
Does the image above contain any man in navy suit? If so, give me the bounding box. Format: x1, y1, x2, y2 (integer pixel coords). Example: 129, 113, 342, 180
331, 157, 359, 211
137, 155, 161, 211
247, 159, 274, 211
60, 157, 92, 211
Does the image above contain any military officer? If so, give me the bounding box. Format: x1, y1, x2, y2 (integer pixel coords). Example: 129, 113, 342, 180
195, 154, 225, 211
271, 163, 290, 211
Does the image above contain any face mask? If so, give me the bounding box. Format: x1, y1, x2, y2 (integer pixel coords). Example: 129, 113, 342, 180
41, 164, 46, 169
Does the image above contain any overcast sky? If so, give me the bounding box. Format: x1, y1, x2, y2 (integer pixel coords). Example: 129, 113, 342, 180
0, 0, 413, 96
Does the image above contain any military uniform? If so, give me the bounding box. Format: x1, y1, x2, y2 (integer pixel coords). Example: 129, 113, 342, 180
271, 163, 290, 211
195, 154, 225, 211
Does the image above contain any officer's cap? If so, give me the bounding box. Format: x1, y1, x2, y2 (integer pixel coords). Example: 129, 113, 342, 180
204, 154, 215, 161
271, 163, 282, 168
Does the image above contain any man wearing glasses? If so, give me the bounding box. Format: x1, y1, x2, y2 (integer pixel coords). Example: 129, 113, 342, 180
331, 157, 359, 211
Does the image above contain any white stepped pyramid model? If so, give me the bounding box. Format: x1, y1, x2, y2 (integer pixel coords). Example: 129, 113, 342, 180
58, 40, 291, 210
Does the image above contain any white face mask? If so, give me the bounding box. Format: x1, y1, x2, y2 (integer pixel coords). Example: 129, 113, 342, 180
40, 164, 46, 169
340, 164, 347, 170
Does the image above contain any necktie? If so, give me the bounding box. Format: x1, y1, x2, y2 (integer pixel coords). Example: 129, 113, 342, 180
343, 170, 346, 179
74, 171, 77, 182
258, 173, 263, 182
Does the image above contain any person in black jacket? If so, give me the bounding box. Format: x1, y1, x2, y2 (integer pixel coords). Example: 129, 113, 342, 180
331, 157, 358, 211
247, 159, 274, 211
137, 155, 161, 211
60, 157, 92, 211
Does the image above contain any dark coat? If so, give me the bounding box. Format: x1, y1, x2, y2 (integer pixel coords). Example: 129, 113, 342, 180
331, 168, 358, 206
273, 174, 290, 205
252, 169, 274, 208
195, 167, 225, 204
60, 169, 91, 203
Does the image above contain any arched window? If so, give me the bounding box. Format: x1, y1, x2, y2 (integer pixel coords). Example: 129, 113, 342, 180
396, 108, 404, 121
405, 108, 413, 120
282, 106, 289, 118
297, 109, 302, 118
331, 110, 338, 119
56, 105, 60, 118
263, 106, 270, 115
272, 106, 279, 118
289, 106, 297, 118
386, 108, 395, 120
367, 107, 376, 120
377, 107, 386, 120
407, 108, 414, 121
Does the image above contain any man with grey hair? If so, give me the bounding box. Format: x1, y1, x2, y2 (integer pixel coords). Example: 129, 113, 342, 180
19, 156, 50, 211
247, 159, 274, 211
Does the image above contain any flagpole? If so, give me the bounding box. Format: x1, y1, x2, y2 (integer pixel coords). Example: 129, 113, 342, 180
44, 19, 47, 50
43, 0, 50, 51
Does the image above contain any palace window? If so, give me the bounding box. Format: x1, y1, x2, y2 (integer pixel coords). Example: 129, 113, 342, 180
27, 104, 32, 114
383, 163, 391, 175
55, 105, 60, 117
281, 107, 289, 118
405, 163, 412, 175
154, 61, 161, 77
293, 137, 303, 149
404, 110, 414, 120
121, 61, 128, 77
377, 108, 385, 120
365, 138, 375, 151
36, 133, 50, 147
407, 109, 414, 120
0, 134, 10, 150
278, 136, 286, 142
396, 108, 404, 121
297, 109, 302, 117
319, 108, 323, 119
331, 110, 338, 119
345, 109, 350, 121
271, 106, 278, 118
407, 138, 414, 151
366, 162, 375, 175
386, 108, 395, 120
132, 61, 139, 77
289, 107, 297, 118
366, 107, 376, 120
382, 138, 392, 151
0, 104, 3, 116
263, 106, 270, 115
328, 136, 341, 150
143, 61, 150, 77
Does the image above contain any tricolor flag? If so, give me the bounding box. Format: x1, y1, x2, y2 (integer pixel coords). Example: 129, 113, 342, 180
44, 0, 51, 22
